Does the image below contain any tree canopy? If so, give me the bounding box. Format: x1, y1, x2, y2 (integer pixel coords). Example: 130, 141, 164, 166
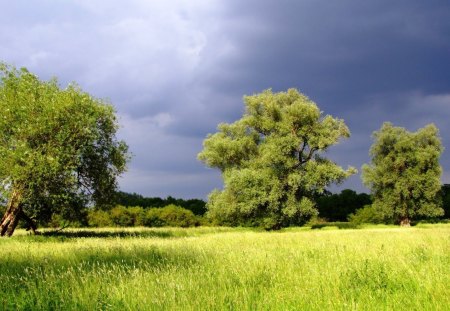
0, 64, 129, 236
198, 89, 356, 229
362, 122, 444, 226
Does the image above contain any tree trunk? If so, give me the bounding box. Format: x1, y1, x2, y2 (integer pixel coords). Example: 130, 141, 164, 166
20, 211, 39, 235
0, 189, 23, 237
399, 217, 411, 227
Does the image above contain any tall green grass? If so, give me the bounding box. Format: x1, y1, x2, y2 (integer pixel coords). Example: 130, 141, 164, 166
0, 226, 449, 310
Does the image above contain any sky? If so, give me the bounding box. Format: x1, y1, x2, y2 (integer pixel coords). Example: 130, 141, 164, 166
1, 0, 450, 199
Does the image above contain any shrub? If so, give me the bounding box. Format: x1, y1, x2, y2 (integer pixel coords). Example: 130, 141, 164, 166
47, 213, 84, 228
143, 205, 199, 227
87, 210, 113, 227
109, 205, 146, 227
110, 206, 132, 226
143, 208, 167, 227
127, 206, 145, 226
85, 205, 202, 228
348, 204, 390, 225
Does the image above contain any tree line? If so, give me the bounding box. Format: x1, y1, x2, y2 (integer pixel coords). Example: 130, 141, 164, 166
0, 192, 206, 228
6, 186, 447, 230
115, 192, 207, 215
0, 64, 448, 236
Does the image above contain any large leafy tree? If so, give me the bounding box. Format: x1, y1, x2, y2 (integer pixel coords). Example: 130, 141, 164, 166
0, 64, 129, 236
198, 89, 356, 229
362, 122, 444, 226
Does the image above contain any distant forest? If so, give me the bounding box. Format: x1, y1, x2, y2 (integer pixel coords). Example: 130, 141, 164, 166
115, 189, 371, 222
115, 191, 207, 216
116, 186, 450, 223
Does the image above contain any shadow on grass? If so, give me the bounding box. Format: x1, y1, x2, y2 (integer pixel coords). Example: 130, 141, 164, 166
40, 229, 179, 239
311, 222, 360, 230
0, 237, 206, 311
0, 238, 203, 287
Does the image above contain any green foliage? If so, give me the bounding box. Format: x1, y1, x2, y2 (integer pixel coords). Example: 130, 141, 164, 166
348, 204, 391, 225
86, 205, 199, 228
362, 123, 444, 224
109, 206, 133, 227
143, 205, 199, 227
0, 64, 129, 227
109, 205, 144, 227
46, 213, 85, 228
143, 208, 166, 227
199, 89, 356, 229
87, 210, 113, 227
441, 184, 450, 219
115, 192, 207, 215
316, 189, 372, 221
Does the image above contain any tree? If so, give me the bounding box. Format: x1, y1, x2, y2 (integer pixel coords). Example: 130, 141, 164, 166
198, 89, 356, 229
441, 184, 450, 219
316, 189, 372, 222
362, 122, 444, 226
0, 64, 129, 236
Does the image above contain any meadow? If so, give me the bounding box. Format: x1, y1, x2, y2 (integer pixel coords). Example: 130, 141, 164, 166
0, 225, 449, 310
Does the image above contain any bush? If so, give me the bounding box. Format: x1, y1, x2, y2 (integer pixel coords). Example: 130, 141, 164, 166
143, 205, 199, 227
348, 204, 389, 225
87, 205, 202, 228
127, 206, 145, 226
47, 213, 84, 228
143, 208, 167, 227
110, 206, 133, 226
87, 210, 113, 227
109, 205, 145, 227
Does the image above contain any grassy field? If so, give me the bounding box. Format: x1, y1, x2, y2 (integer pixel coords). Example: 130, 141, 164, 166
0, 225, 449, 310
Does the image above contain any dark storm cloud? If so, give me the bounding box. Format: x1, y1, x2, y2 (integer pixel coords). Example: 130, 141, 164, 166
188, 0, 450, 192
1, 0, 449, 197
199, 0, 450, 104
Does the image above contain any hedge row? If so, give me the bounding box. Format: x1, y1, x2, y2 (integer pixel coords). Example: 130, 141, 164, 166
87, 204, 201, 227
